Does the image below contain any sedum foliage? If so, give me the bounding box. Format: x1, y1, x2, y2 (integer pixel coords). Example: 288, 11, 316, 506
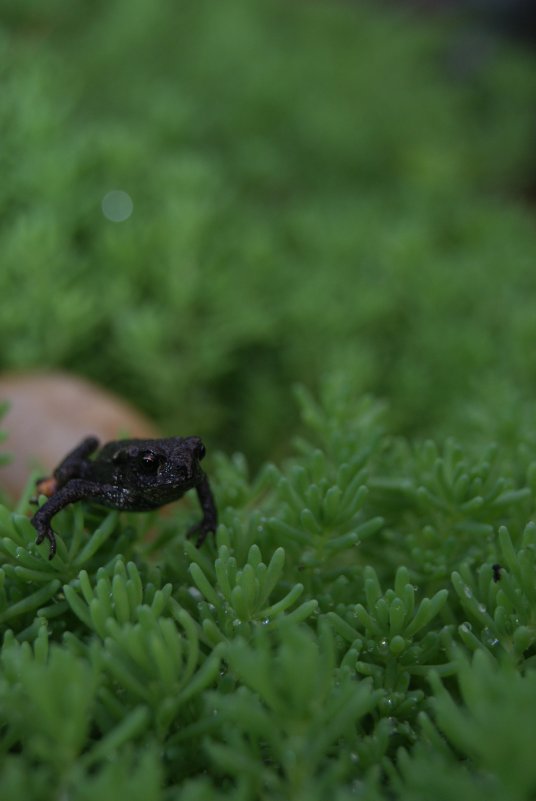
2, 381, 536, 800
0, 0, 536, 462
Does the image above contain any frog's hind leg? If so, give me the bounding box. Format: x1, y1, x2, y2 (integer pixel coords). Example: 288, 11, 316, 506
34, 436, 100, 502
53, 436, 100, 482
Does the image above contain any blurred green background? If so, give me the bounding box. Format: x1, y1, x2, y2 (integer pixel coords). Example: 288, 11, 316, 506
2, 0, 536, 462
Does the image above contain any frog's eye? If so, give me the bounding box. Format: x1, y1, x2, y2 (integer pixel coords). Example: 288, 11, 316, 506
196, 442, 206, 460
140, 451, 162, 472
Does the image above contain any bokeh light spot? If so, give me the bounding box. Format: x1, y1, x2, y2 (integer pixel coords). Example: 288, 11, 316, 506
101, 190, 133, 222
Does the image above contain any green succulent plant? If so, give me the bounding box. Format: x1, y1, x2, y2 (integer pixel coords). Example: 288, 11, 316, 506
2, 0, 536, 798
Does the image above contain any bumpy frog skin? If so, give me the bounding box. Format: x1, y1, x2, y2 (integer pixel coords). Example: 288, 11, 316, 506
31, 435, 217, 559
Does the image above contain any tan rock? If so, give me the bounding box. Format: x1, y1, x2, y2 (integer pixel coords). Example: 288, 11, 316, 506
0, 372, 160, 500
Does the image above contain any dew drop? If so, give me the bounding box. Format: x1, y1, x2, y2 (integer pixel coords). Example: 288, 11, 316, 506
482, 627, 499, 648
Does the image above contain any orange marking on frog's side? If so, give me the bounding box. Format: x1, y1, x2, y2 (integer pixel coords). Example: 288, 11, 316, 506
36, 477, 58, 498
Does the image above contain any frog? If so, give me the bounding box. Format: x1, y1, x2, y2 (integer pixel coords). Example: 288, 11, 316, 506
30, 435, 217, 559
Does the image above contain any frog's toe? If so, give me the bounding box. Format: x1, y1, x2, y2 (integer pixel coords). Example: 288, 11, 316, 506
34, 526, 57, 559
187, 520, 215, 548
186, 521, 200, 541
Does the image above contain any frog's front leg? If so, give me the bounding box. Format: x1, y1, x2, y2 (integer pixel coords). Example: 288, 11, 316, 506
187, 472, 218, 547
31, 479, 130, 559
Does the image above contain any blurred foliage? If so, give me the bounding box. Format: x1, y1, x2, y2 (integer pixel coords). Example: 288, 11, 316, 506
0, 0, 536, 461
2, 377, 536, 799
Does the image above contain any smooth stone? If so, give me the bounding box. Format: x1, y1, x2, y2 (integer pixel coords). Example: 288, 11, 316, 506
0, 372, 159, 500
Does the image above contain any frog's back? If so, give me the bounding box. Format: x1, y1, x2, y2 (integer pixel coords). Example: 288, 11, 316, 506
97, 437, 186, 462
96, 438, 147, 463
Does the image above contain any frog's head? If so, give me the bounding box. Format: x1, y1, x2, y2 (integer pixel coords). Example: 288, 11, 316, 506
113, 436, 207, 493
170, 435, 207, 485
142, 436, 206, 490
